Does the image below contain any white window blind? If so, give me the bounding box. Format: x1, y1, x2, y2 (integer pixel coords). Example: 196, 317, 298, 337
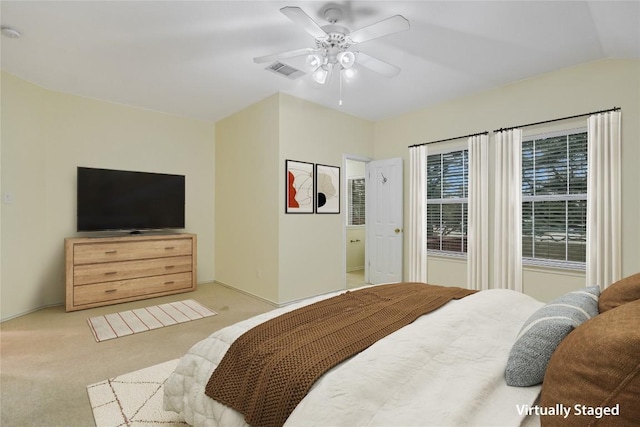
522, 129, 587, 268
348, 177, 365, 226
426, 150, 468, 255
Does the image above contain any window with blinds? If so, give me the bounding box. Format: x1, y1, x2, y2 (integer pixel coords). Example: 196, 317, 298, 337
426, 149, 468, 255
522, 129, 587, 268
348, 177, 366, 226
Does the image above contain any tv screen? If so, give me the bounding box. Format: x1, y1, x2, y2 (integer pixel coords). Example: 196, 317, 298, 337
77, 167, 185, 232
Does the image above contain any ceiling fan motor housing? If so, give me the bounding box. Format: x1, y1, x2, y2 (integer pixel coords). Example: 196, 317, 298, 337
316, 26, 353, 64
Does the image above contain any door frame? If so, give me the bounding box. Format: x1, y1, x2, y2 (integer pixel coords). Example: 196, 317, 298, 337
343, 154, 372, 288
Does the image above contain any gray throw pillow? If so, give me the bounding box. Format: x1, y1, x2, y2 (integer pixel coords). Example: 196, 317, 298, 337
505, 286, 600, 387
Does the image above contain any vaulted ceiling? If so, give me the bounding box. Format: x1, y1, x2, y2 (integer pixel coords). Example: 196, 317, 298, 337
1, 1, 638, 122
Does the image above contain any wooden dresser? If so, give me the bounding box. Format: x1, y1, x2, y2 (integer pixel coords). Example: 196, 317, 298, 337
65, 233, 197, 312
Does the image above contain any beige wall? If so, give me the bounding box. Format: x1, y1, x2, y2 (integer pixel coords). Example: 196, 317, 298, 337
278, 94, 373, 303
0, 71, 215, 320
215, 94, 281, 302
373, 59, 640, 301
215, 93, 373, 304
3, 59, 637, 319
1, 72, 50, 317
346, 228, 366, 272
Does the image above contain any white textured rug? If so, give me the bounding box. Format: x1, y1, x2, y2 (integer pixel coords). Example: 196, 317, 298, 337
87, 359, 185, 427
87, 299, 217, 342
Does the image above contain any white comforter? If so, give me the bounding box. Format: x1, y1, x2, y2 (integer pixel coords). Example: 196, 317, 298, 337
163, 287, 543, 427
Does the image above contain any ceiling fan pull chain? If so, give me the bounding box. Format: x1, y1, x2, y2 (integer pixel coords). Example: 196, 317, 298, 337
339, 71, 343, 106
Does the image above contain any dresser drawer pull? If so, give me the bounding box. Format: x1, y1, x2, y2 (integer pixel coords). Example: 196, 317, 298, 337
165, 265, 175, 270
105, 289, 117, 293
104, 250, 117, 254
104, 271, 118, 275
164, 281, 175, 285
164, 246, 175, 250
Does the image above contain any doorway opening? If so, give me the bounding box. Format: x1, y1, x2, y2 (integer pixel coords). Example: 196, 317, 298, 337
344, 156, 369, 288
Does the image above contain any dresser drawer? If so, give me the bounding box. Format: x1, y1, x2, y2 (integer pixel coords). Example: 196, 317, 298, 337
73, 238, 192, 265
73, 255, 192, 286
73, 272, 193, 306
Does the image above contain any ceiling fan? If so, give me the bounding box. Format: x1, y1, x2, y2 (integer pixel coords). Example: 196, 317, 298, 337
254, 5, 410, 85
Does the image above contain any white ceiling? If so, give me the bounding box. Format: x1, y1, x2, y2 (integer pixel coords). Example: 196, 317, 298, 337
1, 1, 639, 123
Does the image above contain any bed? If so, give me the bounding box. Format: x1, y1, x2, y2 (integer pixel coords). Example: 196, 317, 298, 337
163, 277, 640, 427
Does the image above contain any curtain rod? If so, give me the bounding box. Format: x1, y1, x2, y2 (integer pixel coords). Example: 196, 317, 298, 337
493, 107, 620, 133
408, 131, 489, 148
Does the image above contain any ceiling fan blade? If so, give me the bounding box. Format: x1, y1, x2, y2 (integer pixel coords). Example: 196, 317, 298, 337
355, 52, 401, 77
253, 47, 315, 64
280, 6, 327, 39
348, 15, 410, 44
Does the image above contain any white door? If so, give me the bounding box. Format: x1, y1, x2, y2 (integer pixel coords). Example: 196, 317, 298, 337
366, 158, 403, 284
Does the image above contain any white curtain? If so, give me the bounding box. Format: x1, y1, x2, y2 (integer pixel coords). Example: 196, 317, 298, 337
493, 129, 523, 292
408, 145, 428, 282
586, 111, 622, 289
467, 134, 489, 290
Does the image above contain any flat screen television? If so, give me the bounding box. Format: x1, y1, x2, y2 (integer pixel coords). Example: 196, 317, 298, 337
77, 167, 185, 232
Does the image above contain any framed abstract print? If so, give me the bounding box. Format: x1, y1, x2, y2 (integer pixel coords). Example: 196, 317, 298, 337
285, 160, 314, 213
315, 164, 340, 214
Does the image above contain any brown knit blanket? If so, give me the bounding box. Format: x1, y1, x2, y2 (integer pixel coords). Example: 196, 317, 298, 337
205, 282, 477, 427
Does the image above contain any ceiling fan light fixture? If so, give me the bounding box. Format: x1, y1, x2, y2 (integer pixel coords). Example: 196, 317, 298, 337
337, 51, 355, 68
306, 54, 323, 69
342, 67, 357, 79
312, 65, 331, 84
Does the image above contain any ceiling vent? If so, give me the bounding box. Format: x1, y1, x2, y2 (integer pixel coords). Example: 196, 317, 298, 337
265, 61, 305, 80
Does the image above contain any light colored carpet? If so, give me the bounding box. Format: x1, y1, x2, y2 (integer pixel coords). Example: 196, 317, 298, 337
87, 359, 184, 427
1, 282, 276, 427
87, 299, 217, 342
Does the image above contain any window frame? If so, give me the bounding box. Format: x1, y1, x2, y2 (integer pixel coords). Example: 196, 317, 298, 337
521, 127, 588, 270
426, 147, 469, 258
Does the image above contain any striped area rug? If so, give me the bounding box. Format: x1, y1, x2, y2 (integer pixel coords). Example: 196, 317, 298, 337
87, 300, 217, 342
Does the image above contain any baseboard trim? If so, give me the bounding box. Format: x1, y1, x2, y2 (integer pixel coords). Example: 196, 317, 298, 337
278, 287, 348, 307
213, 281, 279, 307
213, 281, 347, 308
0, 302, 63, 323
